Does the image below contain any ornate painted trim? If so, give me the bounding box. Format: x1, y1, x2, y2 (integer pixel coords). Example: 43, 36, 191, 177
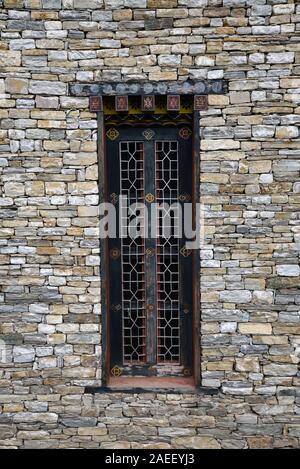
89, 95, 102, 112
142, 95, 155, 111
115, 95, 128, 112
167, 95, 181, 111
194, 95, 208, 111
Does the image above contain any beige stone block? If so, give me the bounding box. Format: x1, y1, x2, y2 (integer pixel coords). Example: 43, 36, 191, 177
236, 357, 260, 373
45, 182, 66, 195
41, 157, 62, 168
104, 57, 137, 67
0, 98, 15, 108
86, 165, 98, 180
207, 361, 233, 371
48, 334, 65, 345
149, 71, 177, 81
3, 404, 24, 412
157, 8, 188, 18
150, 45, 171, 54
253, 291, 274, 305
280, 78, 300, 89
208, 95, 229, 106
25, 181, 45, 196
36, 96, 59, 109
78, 427, 107, 436
5, 78, 28, 94
230, 91, 250, 104
201, 291, 219, 303
203, 150, 245, 161
245, 278, 265, 290
63, 153, 97, 166
44, 141, 69, 151
78, 206, 99, 217
60, 97, 89, 110
68, 182, 98, 195
249, 160, 272, 174
253, 336, 288, 346
50, 304, 68, 315
31, 110, 65, 120
0, 51, 21, 67
276, 126, 299, 139
38, 120, 66, 129
81, 141, 97, 152
201, 174, 229, 184
201, 140, 240, 151
148, 0, 177, 7
195, 56, 215, 67
4, 182, 25, 197
239, 323, 272, 335
67, 227, 83, 236
173, 436, 221, 450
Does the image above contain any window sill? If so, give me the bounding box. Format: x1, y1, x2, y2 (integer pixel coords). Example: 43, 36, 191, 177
85, 377, 219, 395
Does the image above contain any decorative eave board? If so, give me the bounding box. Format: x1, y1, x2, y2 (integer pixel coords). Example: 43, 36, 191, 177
69, 80, 228, 97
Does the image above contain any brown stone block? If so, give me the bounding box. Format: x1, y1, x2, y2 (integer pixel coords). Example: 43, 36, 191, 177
113, 9, 132, 21
148, 0, 177, 7
247, 437, 273, 449
220, 184, 245, 194
261, 182, 292, 194
36, 247, 60, 255
67, 227, 83, 236
31, 11, 58, 20
4, 0, 23, 7
273, 325, 300, 335
41, 158, 63, 168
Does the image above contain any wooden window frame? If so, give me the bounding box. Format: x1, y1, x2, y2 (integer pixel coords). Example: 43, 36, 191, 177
98, 114, 200, 390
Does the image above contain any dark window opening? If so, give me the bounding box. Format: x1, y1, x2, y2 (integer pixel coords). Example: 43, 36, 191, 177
100, 96, 199, 387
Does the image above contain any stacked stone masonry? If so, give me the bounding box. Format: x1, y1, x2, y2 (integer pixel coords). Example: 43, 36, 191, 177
0, 0, 299, 449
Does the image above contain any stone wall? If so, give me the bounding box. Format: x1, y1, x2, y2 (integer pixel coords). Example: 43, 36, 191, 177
0, 0, 299, 449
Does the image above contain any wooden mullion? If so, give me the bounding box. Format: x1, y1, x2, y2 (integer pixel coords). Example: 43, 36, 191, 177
144, 138, 157, 366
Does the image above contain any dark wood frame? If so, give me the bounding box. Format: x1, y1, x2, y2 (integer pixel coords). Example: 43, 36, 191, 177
98, 112, 201, 389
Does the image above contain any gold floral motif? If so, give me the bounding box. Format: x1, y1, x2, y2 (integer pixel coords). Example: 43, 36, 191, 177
179, 127, 192, 140
106, 128, 119, 141
146, 248, 154, 257
180, 246, 192, 258
183, 368, 192, 376
142, 129, 155, 140
145, 193, 155, 203
111, 365, 122, 377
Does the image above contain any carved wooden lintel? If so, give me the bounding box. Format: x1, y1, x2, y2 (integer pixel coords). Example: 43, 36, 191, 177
70, 80, 227, 97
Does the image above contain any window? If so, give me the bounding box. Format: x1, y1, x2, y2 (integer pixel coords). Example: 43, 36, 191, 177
99, 94, 200, 388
